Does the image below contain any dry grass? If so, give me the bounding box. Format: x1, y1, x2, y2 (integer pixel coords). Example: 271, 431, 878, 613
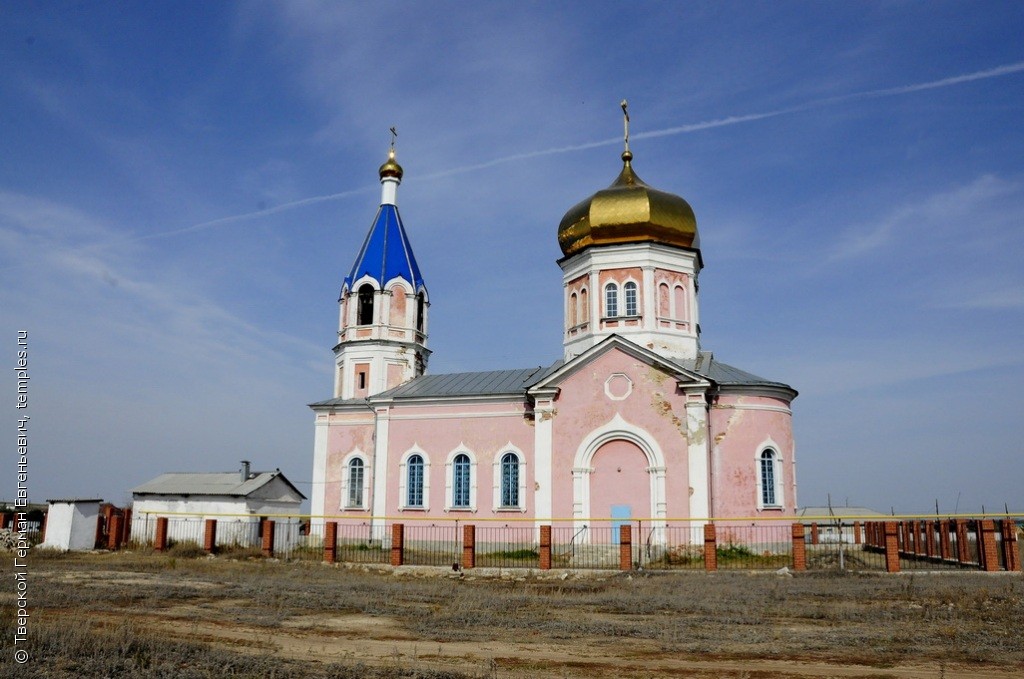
4, 550, 1023, 677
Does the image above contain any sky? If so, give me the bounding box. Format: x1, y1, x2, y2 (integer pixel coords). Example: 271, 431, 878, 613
2, 1, 1022, 515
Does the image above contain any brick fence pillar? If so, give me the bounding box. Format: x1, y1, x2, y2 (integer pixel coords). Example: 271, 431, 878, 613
390, 523, 404, 567
122, 508, 132, 544
154, 517, 169, 552
94, 513, 106, 549
791, 523, 807, 571
883, 521, 900, 573
924, 521, 935, 559
203, 519, 217, 553
956, 520, 970, 565
939, 520, 951, 561
619, 524, 632, 571
703, 523, 717, 572
323, 521, 338, 564
539, 525, 552, 570
462, 524, 476, 570
261, 519, 275, 557
853, 521, 862, 546
107, 515, 123, 550
1002, 520, 1020, 572
810, 522, 819, 545
979, 520, 999, 571
1, 513, 11, 529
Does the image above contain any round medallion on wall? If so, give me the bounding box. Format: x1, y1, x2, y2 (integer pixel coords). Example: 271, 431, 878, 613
604, 373, 633, 401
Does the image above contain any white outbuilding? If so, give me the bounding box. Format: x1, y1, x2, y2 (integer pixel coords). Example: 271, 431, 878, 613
130, 461, 306, 551
41, 498, 102, 551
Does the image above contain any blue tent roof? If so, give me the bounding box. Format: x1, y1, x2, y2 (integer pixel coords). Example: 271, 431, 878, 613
342, 204, 425, 294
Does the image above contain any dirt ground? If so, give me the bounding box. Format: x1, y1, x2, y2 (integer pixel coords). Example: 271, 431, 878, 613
6, 551, 1024, 678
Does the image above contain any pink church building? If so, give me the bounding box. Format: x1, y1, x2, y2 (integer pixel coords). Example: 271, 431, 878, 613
310, 136, 797, 539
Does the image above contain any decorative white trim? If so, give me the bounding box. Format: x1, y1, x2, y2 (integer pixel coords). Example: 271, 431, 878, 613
310, 416, 329, 530
491, 444, 527, 511
711, 403, 793, 415
398, 446, 430, 511
445, 446, 477, 511
604, 373, 633, 401
340, 450, 370, 510
684, 387, 710, 523
755, 438, 785, 510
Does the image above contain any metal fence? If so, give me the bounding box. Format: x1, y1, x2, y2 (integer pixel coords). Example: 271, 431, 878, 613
121, 514, 1021, 573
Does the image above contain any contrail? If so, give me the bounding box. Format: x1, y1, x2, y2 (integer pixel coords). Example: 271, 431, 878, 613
136, 60, 1024, 242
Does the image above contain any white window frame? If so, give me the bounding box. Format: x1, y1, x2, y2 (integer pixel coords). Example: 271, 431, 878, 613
755, 441, 784, 510
491, 445, 527, 512
445, 448, 477, 512
623, 280, 639, 316
604, 282, 619, 318
340, 450, 370, 510
398, 448, 430, 511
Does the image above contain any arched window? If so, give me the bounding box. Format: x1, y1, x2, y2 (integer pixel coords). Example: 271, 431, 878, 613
760, 449, 778, 507
673, 284, 687, 321
500, 452, 520, 507
569, 292, 578, 327
604, 282, 618, 317
452, 453, 471, 508
624, 281, 638, 316
407, 454, 424, 507
347, 458, 364, 508
416, 292, 425, 332
357, 284, 375, 325
580, 288, 588, 322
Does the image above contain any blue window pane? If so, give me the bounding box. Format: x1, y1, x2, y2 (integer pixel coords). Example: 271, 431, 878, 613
501, 452, 519, 507
407, 454, 424, 507
760, 450, 776, 506
453, 454, 470, 508
348, 458, 364, 507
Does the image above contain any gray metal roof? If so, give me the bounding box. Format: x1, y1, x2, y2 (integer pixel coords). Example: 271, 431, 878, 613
675, 352, 795, 392
383, 367, 550, 398
131, 471, 305, 500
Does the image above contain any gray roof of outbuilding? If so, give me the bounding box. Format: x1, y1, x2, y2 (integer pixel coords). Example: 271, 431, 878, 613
131, 471, 305, 500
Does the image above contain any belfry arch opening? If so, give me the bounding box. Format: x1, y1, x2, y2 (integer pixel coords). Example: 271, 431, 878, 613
357, 284, 375, 325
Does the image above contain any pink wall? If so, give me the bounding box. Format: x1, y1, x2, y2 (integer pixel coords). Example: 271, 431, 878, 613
590, 439, 650, 522
548, 347, 690, 521
323, 413, 375, 516
710, 392, 795, 518
383, 400, 535, 518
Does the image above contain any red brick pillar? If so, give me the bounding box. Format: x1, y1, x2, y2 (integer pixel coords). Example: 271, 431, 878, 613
619, 524, 632, 571
853, 521, 862, 546
1002, 521, 1020, 572
791, 523, 807, 571
924, 521, 935, 559
154, 517, 169, 552
979, 520, 999, 571
703, 523, 717, 572
539, 525, 552, 570
462, 524, 476, 570
1, 513, 11, 529
883, 521, 900, 573
107, 515, 123, 550
810, 522, 819, 545
323, 522, 338, 564
94, 513, 106, 549
261, 519, 275, 557
939, 520, 951, 561
122, 508, 132, 544
390, 523, 404, 567
203, 519, 217, 553
956, 521, 970, 565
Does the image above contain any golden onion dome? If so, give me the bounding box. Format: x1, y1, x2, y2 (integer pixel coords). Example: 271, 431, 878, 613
378, 149, 403, 181
557, 150, 698, 258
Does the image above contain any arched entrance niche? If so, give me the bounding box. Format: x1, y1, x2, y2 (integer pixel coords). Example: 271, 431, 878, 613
571, 414, 667, 537
590, 439, 649, 542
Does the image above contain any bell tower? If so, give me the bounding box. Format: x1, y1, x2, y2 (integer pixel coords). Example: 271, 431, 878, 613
333, 137, 429, 399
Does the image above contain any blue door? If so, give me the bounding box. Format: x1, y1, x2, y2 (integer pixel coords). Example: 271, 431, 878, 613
610, 504, 631, 545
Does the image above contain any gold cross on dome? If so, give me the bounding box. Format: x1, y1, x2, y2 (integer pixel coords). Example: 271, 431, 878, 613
620, 100, 630, 152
